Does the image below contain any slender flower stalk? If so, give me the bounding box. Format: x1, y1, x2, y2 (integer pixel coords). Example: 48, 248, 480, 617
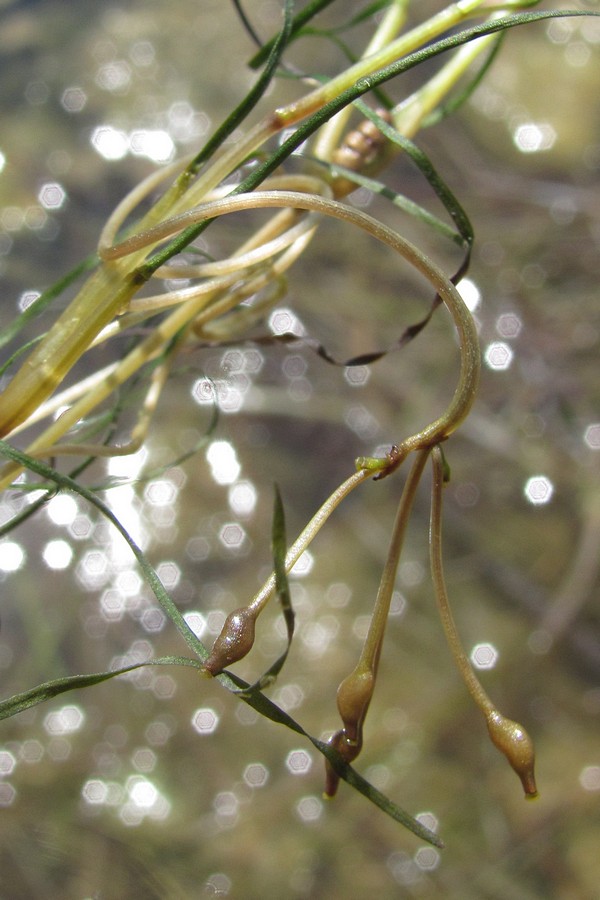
429, 447, 538, 797
203, 467, 372, 675
325, 449, 431, 796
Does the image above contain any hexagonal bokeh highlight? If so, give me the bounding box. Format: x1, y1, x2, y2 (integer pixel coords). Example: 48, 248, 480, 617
344, 365, 370, 387
414, 847, 440, 871
296, 795, 323, 822
191, 708, 219, 735
43, 704, 85, 736
484, 341, 513, 371
470, 642, 499, 670
243, 763, 269, 788
495, 312, 522, 339
583, 423, 600, 450
219, 523, 247, 551
524, 475, 554, 505
0, 750, 17, 777
285, 749, 312, 775
38, 182, 67, 210
61, 86, 87, 112
268, 307, 305, 336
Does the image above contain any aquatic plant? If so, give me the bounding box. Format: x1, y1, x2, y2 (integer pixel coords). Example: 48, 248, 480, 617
1, 1, 597, 847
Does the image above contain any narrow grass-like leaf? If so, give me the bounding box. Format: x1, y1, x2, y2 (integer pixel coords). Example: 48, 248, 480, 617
144, 9, 596, 280
423, 31, 505, 128
186, 0, 295, 177
249, 0, 340, 68
0, 335, 46, 379
231, 0, 264, 49
0, 636, 441, 844
0, 440, 209, 662
222, 668, 443, 847
246, 484, 295, 690
0, 440, 444, 843
0, 657, 202, 722
0, 253, 98, 351
309, 156, 463, 245
353, 100, 473, 251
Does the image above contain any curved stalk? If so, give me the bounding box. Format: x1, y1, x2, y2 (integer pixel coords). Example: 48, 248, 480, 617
0, 186, 479, 487
102, 188, 480, 455
429, 446, 537, 797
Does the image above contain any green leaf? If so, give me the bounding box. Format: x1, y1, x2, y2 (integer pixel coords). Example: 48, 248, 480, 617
185, 0, 296, 178
248, 0, 340, 69
0, 440, 209, 662
247, 484, 296, 690
0, 253, 98, 351
222, 668, 444, 847
0, 657, 202, 721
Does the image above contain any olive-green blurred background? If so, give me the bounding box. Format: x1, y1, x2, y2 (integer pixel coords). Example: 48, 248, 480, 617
0, 2, 599, 897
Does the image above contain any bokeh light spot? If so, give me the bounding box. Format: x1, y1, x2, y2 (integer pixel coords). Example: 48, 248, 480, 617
290, 550, 313, 577
457, 277, 481, 312
204, 873, 232, 896
42, 539, 73, 570
0, 541, 25, 572
579, 765, 600, 791
524, 475, 554, 505
20, 739, 44, 763
470, 642, 499, 670
0, 783, 17, 807
228, 481, 257, 517
268, 307, 305, 336
206, 441, 241, 485
91, 125, 129, 160
183, 611, 206, 638
141, 607, 166, 633
82, 778, 109, 805
38, 182, 67, 210
191, 708, 219, 735
484, 341, 513, 371
219, 523, 247, 550
243, 763, 269, 788
414, 847, 440, 871
61, 86, 87, 112
285, 749, 312, 775
495, 312, 522, 339
296, 795, 323, 822
144, 479, 178, 507
43, 704, 85, 736
95, 60, 131, 93
156, 561, 181, 589
583, 423, 600, 449
513, 122, 556, 153
0, 750, 17, 777
344, 365, 370, 387
129, 129, 175, 163
47, 493, 78, 526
